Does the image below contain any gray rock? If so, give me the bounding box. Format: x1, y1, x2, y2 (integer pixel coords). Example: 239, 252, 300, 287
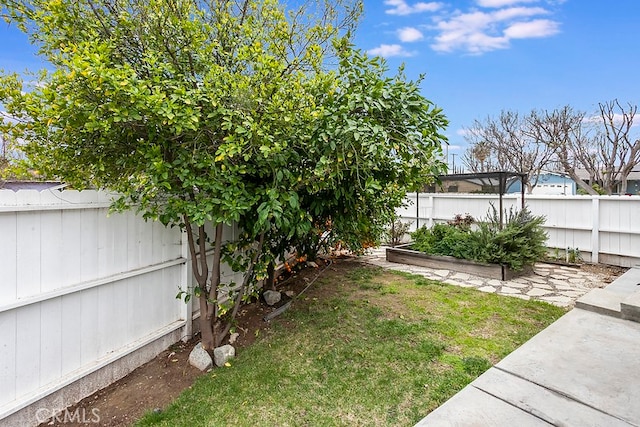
307, 261, 319, 268
228, 332, 240, 344
214, 344, 236, 367
188, 342, 213, 371
263, 290, 281, 306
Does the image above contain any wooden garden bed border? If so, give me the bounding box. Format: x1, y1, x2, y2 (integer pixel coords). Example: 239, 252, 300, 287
386, 244, 527, 281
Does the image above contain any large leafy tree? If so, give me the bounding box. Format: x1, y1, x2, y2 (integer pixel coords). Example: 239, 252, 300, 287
1, 0, 447, 350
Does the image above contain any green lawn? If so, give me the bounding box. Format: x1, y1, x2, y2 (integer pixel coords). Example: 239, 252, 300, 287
138, 262, 565, 427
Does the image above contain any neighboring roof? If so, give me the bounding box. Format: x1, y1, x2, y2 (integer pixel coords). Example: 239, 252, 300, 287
538, 171, 572, 178
0, 181, 65, 191
574, 168, 640, 181
440, 171, 527, 194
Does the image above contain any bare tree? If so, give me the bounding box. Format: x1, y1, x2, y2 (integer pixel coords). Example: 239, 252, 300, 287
463, 111, 556, 193
462, 140, 497, 172
526, 102, 640, 195
596, 99, 640, 194
464, 102, 640, 195
524, 106, 600, 194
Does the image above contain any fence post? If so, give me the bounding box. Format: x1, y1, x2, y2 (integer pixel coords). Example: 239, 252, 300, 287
427, 195, 434, 228
415, 192, 419, 229
181, 229, 193, 341
591, 197, 599, 264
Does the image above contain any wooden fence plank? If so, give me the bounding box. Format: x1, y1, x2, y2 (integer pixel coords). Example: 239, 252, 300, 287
79, 287, 99, 366
14, 304, 41, 399
16, 211, 41, 299
39, 298, 62, 388
0, 310, 17, 406
40, 210, 64, 292
60, 293, 82, 377
0, 212, 18, 303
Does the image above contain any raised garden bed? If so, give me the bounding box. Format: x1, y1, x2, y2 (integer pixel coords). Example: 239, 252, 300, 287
386, 244, 529, 281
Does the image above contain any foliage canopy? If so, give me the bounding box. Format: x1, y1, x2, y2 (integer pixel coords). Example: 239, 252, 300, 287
0, 0, 448, 348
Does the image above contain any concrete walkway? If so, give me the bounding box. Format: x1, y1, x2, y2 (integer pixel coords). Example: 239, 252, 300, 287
362, 247, 610, 307
416, 305, 640, 426
360, 248, 640, 426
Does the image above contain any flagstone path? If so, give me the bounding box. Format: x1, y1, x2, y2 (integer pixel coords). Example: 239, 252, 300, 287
360, 247, 611, 307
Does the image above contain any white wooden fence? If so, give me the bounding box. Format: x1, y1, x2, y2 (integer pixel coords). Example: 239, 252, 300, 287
398, 193, 640, 267
3, 189, 640, 425
0, 189, 241, 426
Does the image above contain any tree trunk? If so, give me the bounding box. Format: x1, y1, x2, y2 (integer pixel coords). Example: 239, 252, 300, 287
215, 232, 266, 346
266, 260, 276, 291
209, 223, 224, 349
569, 172, 597, 195
185, 219, 266, 350
198, 294, 215, 351
620, 175, 629, 195
184, 216, 216, 351
526, 183, 534, 194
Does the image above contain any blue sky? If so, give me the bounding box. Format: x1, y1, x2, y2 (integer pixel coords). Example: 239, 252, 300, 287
1, 0, 639, 167
353, 0, 640, 163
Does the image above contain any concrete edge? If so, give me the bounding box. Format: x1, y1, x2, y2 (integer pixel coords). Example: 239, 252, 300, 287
575, 288, 623, 317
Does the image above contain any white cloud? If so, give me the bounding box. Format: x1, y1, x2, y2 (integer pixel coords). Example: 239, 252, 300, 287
492, 6, 549, 20
384, 0, 443, 16
583, 113, 640, 127
476, 0, 538, 7
398, 27, 424, 42
368, 44, 416, 58
430, 6, 560, 54
504, 19, 560, 38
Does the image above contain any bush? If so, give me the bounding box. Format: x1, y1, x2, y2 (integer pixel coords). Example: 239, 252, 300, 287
446, 213, 475, 231
386, 220, 412, 247
410, 205, 548, 270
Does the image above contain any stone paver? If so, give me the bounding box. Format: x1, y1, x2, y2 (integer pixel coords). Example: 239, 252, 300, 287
527, 288, 551, 297
361, 247, 609, 307
433, 269, 449, 277
502, 281, 528, 289
499, 286, 522, 294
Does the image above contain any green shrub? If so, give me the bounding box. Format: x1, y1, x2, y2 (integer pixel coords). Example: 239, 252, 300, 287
446, 213, 475, 231
410, 205, 548, 270
386, 220, 412, 247
412, 223, 468, 257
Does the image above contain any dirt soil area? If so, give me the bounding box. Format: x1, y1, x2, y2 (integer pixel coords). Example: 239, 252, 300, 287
579, 262, 628, 284
40, 257, 627, 426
